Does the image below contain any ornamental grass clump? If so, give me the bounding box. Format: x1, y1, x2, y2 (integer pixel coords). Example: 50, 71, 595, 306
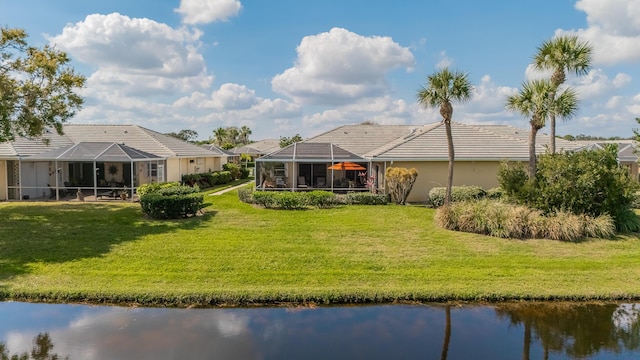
435, 199, 615, 241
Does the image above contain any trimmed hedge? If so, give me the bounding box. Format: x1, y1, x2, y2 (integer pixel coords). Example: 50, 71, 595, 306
140, 193, 204, 219
429, 186, 486, 207
139, 185, 203, 219
182, 170, 232, 188
344, 192, 389, 205
137, 181, 181, 196
247, 190, 387, 209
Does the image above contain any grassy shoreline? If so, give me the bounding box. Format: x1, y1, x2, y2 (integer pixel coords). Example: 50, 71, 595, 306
2, 189, 640, 307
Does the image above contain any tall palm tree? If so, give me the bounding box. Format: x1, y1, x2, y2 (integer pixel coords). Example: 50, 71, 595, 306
506, 79, 578, 177
212, 127, 227, 147
533, 35, 592, 154
239, 125, 252, 144
417, 68, 472, 205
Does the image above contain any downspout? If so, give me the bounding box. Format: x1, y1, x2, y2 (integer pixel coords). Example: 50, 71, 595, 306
130, 160, 134, 201
292, 142, 297, 192
18, 157, 23, 201
55, 160, 60, 201
93, 160, 98, 199
330, 144, 334, 192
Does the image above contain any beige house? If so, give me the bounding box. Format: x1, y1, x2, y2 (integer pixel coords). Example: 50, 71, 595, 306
257, 122, 584, 203
0, 124, 228, 201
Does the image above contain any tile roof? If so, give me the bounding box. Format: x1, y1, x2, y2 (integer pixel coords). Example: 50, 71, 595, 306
232, 139, 280, 155
0, 128, 73, 158
304, 125, 418, 155
62, 124, 219, 157
371, 122, 582, 161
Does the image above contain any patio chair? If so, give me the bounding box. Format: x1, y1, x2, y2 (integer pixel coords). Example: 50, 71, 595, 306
275, 177, 286, 188
316, 177, 326, 188
298, 176, 308, 188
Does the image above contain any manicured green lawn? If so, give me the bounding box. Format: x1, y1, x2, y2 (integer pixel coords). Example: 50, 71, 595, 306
1, 188, 640, 306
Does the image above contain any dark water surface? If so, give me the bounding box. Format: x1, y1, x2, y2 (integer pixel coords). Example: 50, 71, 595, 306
1, 301, 640, 359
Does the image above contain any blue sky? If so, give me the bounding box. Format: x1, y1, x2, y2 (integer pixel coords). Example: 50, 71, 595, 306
2, 0, 639, 141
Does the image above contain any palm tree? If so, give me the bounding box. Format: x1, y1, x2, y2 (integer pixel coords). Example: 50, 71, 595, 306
239, 125, 252, 144
506, 79, 578, 177
533, 35, 592, 154
212, 127, 227, 147
417, 68, 472, 205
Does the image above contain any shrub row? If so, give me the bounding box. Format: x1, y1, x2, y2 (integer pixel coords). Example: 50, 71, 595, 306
435, 199, 616, 241
429, 185, 487, 207
240, 189, 388, 209
182, 171, 233, 188
140, 185, 203, 219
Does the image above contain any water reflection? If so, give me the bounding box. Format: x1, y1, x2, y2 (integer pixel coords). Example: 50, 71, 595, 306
1, 302, 639, 359
495, 303, 640, 359
0, 332, 68, 360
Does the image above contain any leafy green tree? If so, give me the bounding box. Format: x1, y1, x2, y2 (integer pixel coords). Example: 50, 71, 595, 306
533, 35, 592, 154
212, 127, 227, 146
417, 68, 472, 205
279, 134, 303, 148
166, 129, 198, 142
1, 27, 85, 142
506, 79, 578, 177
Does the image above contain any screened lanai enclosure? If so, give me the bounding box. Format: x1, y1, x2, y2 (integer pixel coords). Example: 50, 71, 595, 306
255, 142, 380, 192
6, 142, 165, 201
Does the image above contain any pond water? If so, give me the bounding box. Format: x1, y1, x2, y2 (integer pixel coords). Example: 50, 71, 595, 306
1, 301, 639, 359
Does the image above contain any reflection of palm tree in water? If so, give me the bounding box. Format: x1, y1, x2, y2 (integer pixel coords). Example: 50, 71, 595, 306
440, 305, 451, 360
0, 332, 69, 360
496, 303, 640, 359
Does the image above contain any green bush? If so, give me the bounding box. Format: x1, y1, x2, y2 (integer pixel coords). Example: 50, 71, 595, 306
435, 200, 615, 241
485, 187, 504, 200
216, 171, 232, 184
429, 186, 486, 207
345, 192, 389, 205
273, 192, 307, 210
252, 192, 277, 208
137, 181, 181, 196
157, 185, 199, 196
223, 163, 241, 180
140, 193, 204, 219
499, 145, 640, 231
238, 187, 254, 203
252, 191, 307, 209
305, 191, 337, 208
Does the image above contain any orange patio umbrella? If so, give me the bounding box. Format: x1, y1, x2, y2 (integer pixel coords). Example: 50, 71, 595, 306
327, 162, 366, 171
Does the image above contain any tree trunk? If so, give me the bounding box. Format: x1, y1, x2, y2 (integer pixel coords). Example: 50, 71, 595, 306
440, 305, 451, 360
445, 120, 454, 205
522, 319, 531, 360
549, 113, 556, 155
529, 124, 538, 178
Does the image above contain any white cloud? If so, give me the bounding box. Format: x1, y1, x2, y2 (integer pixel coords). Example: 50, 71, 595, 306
175, 0, 242, 25
203, 83, 259, 110
569, 69, 631, 100
48, 13, 214, 97
465, 75, 518, 113
272, 27, 415, 105
435, 51, 453, 69
559, 0, 640, 65
524, 64, 553, 81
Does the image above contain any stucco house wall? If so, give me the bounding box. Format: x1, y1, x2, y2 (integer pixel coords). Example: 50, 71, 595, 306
390, 160, 507, 203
